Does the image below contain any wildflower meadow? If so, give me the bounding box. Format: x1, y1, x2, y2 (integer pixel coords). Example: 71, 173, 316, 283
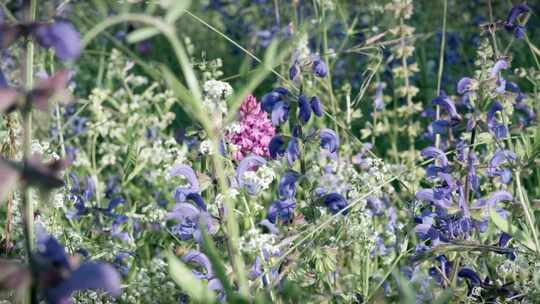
2, 0, 540, 303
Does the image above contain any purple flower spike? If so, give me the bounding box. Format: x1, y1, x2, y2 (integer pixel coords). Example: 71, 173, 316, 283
489, 60, 508, 78
278, 171, 299, 199
432, 91, 461, 120
34, 19, 81, 61
457, 77, 473, 95
323, 193, 348, 215
271, 101, 289, 126
310, 96, 323, 117
320, 128, 340, 154
45, 262, 122, 304
298, 95, 311, 124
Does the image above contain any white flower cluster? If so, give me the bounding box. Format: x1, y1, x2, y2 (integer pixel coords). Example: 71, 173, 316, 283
202, 79, 233, 117
241, 164, 275, 196
239, 227, 280, 256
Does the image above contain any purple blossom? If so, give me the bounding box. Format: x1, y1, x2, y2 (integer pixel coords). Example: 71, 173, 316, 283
261, 88, 288, 113
504, 3, 530, 39
432, 91, 461, 120
298, 95, 311, 124
35, 228, 121, 303
312, 56, 328, 77
286, 137, 300, 166
323, 193, 348, 215
268, 135, 286, 159
170, 164, 200, 203
489, 60, 508, 78
34, 19, 81, 61
271, 101, 289, 126
267, 199, 296, 223
310, 96, 323, 117
320, 128, 339, 154
236, 154, 266, 188
168, 203, 217, 241
278, 171, 299, 199
289, 60, 300, 81
457, 77, 473, 95
487, 101, 508, 140
458, 267, 482, 287
259, 219, 279, 234
487, 149, 516, 184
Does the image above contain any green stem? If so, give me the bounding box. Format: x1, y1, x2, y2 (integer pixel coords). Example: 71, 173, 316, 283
21, 1, 38, 302
515, 170, 540, 254
435, 0, 447, 149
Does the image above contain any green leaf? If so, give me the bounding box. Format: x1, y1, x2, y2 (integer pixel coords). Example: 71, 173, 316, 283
166, 252, 216, 303
126, 27, 160, 44
165, 0, 191, 24
489, 208, 536, 252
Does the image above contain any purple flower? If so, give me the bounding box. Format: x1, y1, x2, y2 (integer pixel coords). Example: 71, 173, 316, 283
323, 193, 348, 214
457, 77, 473, 95
271, 101, 289, 126
168, 203, 217, 241
416, 189, 452, 209
310, 96, 323, 117
182, 250, 214, 279
489, 60, 508, 78
320, 128, 339, 154
432, 91, 461, 120
458, 267, 483, 296
261, 88, 288, 113
312, 56, 328, 77
236, 154, 267, 195
421, 146, 450, 177
182, 251, 224, 299
268, 135, 286, 159
286, 137, 300, 166
487, 101, 508, 140
298, 95, 311, 124
267, 199, 296, 223
487, 149, 516, 184
504, 3, 530, 39
35, 229, 121, 303
170, 164, 200, 203
289, 60, 300, 81
34, 19, 81, 61
278, 171, 299, 199
259, 219, 279, 234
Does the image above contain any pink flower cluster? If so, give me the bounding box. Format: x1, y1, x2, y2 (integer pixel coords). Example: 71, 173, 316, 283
226, 95, 275, 161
